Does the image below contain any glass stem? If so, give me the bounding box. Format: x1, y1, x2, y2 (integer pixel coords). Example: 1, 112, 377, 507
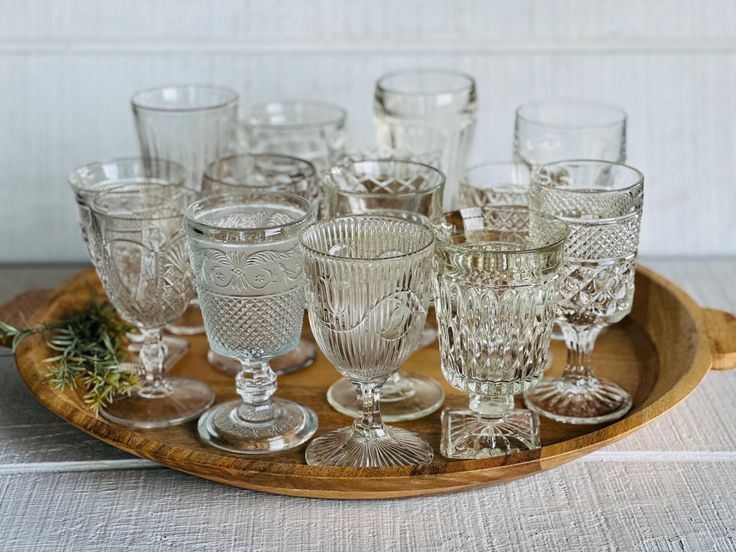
561, 323, 602, 383
353, 383, 387, 439
236, 360, 277, 423
138, 328, 169, 398
469, 394, 514, 420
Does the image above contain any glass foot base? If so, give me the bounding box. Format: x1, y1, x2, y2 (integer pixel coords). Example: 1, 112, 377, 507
100, 376, 214, 429
198, 397, 318, 454
165, 302, 205, 336
524, 376, 632, 425
440, 408, 540, 459
207, 340, 318, 377
326, 373, 445, 422
305, 425, 434, 467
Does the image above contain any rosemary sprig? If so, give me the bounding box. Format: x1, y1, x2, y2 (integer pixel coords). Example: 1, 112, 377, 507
0, 295, 139, 412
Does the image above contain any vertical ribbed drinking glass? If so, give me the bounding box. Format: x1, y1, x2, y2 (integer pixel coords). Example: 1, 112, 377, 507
302, 215, 435, 467
434, 207, 568, 458
458, 161, 531, 209
524, 160, 644, 424
374, 69, 477, 210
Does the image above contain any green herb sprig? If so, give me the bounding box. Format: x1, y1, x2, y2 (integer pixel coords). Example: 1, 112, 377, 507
0, 296, 139, 412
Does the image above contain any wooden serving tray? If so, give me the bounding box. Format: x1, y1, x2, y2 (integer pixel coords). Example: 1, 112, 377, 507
8, 266, 736, 499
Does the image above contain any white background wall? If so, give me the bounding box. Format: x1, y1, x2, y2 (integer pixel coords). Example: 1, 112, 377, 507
1, 0, 735, 261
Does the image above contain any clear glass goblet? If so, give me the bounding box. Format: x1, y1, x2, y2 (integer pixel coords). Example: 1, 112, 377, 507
435, 207, 568, 458
321, 159, 446, 422
132, 84, 239, 335
302, 215, 435, 467
374, 69, 477, 210
458, 161, 531, 209
89, 184, 215, 428
185, 192, 318, 454
201, 153, 320, 376
523, 160, 644, 425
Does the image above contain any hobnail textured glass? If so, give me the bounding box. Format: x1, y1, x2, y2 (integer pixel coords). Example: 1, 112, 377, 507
201, 153, 320, 377
89, 184, 214, 428
321, 160, 446, 422
302, 215, 435, 467
435, 207, 567, 458
514, 99, 627, 168
458, 161, 531, 209
374, 69, 477, 210
185, 192, 318, 454
523, 160, 644, 425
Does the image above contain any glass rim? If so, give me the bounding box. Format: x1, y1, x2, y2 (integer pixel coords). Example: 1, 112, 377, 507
532, 159, 644, 195
515, 98, 627, 129
68, 157, 187, 192
300, 214, 435, 262
203, 153, 317, 189
89, 183, 192, 222
131, 84, 239, 113
375, 68, 476, 97
245, 100, 347, 130
324, 159, 446, 199
436, 206, 569, 256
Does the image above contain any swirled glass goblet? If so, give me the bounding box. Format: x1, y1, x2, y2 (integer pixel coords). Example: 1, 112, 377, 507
185, 192, 318, 454
89, 184, 215, 428
201, 153, 320, 376
321, 159, 445, 422
435, 207, 567, 458
458, 161, 531, 209
524, 160, 644, 424
302, 215, 435, 467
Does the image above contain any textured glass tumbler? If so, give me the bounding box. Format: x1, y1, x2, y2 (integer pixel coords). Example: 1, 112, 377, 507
202, 153, 320, 377
374, 69, 477, 210
514, 99, 627, 168
458, 161, 531, 209
343, 126, 445, 169
322, 160, 445, 422
302, 216, 435, 467
435, 207, 568, 458
185, 192, 318, 454
132, 85, 239, 335
524, 161, 644, 425
89, 185, 215, 428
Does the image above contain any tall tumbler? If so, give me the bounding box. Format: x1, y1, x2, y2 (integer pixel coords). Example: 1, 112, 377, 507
132, 85, 239, 335
374, 69, 477, 210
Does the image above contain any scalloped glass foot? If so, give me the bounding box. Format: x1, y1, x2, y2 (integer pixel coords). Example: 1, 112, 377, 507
207, 340, 318, 376
165, 301, 205, 336
524, 376, 632, 425
198, 397, 318, 454
305, 426, 434, 467
326, 373, 445, 422
100, 376, 214, 429
440, 408, 540, 459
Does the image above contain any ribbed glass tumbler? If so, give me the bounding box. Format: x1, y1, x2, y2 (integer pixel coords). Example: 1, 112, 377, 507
434, 207, 568, 458
523, 161, 644, 425
302, 216, 435, 467
184, 192, 318, 454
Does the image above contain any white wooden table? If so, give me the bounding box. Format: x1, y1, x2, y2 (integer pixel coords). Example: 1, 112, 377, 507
1, 260, 735, 552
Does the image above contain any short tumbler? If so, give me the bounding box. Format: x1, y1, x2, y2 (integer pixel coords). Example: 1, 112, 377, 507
434, 207, 568, 458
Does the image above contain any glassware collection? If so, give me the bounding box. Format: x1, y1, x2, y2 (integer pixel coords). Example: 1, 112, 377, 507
68, 68, 644, 466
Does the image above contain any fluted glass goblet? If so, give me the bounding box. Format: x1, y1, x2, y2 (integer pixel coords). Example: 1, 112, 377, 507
202, 153, 320, 376
321, 159, 445, 422
435, 207, 568, 458
185, 192, 318, 454
374, 69, 477, 210
302, 215, 435, 466
132, 84, 239, 335
89, 184, 215, 428
524, 160, 644, 424
458, 161, 531, 209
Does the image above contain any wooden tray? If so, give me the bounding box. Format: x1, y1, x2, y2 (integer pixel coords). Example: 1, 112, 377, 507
9, 266, 736, 500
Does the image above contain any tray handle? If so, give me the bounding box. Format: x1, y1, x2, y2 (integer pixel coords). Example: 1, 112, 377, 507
703, 308, 736, 371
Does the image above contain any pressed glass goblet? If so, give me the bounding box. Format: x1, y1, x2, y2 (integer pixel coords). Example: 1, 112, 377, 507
514, 99, 627, 168
302, 215, 435, 467
458, 161, 531, 209
434, 207, 568, 458
321, 159, 445, 422
201, 153, 320, 376
185, 192, 318, 454
132, 84, 239, 335
523, 160, 644, 424
374, 69, 477, 209
89, 185, 215, 428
